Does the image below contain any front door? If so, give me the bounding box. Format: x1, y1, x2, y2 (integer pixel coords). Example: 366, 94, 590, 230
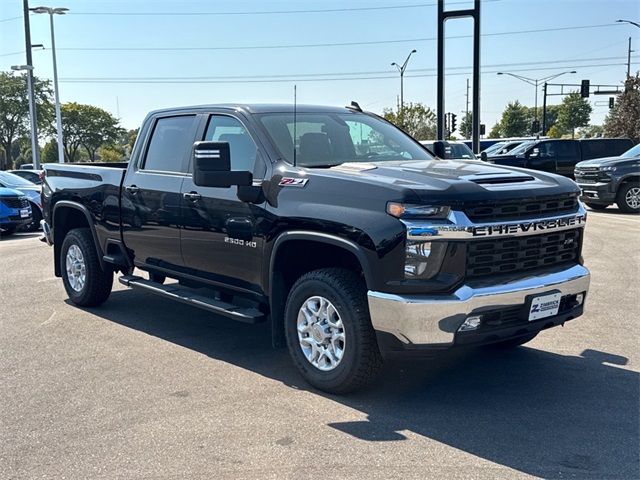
122, 114, 198, 270
180, 113, 266, 295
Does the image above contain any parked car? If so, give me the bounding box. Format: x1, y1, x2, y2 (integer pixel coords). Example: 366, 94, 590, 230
0, 187, 32, 236
0, 171, 42, 231
486, 138, 633, 177
420, 140, 477, 160
9, 169, 45, 185
41, 103, 590, 393
574, 142, 640, 213
482, 140, 524, 156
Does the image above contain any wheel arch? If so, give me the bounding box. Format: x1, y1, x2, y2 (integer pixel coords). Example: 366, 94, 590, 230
267, 231, 374, 348
52, 201, 104, 276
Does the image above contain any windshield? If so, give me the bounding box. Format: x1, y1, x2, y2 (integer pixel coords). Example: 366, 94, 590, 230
508, 141, 536, 156
483, 142, 506, 155
449, 143, 476, 159
0, 171, 34, 187
621, 143, 640, 158
258, 112, 433, 167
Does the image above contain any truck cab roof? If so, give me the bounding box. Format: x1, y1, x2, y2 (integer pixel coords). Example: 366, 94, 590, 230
148, 104, 362, 116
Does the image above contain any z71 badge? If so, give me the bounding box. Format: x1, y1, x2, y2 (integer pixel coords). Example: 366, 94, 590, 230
279, 177, 309, 187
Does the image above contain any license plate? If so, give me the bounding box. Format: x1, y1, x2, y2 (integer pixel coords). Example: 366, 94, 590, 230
528, 292, 561, 321
20, 208, 30, 218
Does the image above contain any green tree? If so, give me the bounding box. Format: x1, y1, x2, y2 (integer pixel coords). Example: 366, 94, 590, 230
556, 92, 592, 138
604, 74, 640, 143
59, 103, 123, 162
489, 122, 502, 138
41, 139, 59, 163
459, 112, 472, 139
383, 102, 436, 140
0, 72, 53, 169
578, 124, 604, 138
498, 101, 530, 137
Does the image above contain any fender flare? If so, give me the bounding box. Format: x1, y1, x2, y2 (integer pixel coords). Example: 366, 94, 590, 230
267, 230, 374, 296
52, 200, 105, 273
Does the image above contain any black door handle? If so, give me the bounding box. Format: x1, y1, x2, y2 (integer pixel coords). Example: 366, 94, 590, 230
125, 185, 139, 194
183, 192, 202, 202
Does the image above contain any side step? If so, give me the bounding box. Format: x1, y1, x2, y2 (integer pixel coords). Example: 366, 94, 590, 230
118, 275, 265, 324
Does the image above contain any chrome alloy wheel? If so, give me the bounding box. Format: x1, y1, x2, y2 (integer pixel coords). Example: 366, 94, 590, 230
625, 187, 640, 209
65, 244, 86, 292
297, 296, 346, 371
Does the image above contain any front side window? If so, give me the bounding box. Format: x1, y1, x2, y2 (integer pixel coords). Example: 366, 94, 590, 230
143, 115, 196, 173
204, 115, 257, 172
258, 112, 433, 167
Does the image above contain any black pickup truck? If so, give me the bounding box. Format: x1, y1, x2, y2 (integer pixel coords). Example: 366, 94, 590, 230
485, 138, 633, 177
41, 103, 591, 393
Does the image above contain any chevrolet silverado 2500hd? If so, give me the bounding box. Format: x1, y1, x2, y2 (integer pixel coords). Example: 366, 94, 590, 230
41, 104, 591, 393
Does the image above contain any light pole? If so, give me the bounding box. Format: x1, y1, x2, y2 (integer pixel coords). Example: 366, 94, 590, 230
391, 49, 417, 114
616, 20, 639, 78
496, 70, 576, 133
616, 19, 640, 29
11, 65, 40, 169
31, 6, 68, 163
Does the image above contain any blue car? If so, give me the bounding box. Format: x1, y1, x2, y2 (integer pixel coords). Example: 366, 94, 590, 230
0, 171, 43, 231
0, 187, 32, 236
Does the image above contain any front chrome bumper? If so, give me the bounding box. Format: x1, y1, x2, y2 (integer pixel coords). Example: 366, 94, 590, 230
368, 264, 590, 347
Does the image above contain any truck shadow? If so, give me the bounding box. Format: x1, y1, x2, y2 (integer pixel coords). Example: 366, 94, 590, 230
90, 288, 639, 479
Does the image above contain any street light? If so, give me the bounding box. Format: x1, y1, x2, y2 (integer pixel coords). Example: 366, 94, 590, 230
496, 70, 576, 133
11, 64, 40, 169
31, 6, 68, 163
616, 19, 640, 29
391, 49, 417, 113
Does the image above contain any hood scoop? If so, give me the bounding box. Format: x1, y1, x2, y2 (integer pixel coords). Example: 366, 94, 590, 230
462, 173, 535, 185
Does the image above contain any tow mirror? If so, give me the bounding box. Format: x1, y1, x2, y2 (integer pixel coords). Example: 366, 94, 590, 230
193, 141, 252, 188
480, 151, 488, 162
432, 141, 449, 159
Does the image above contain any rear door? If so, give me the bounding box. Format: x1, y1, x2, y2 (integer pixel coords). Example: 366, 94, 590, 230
122, 114, 198, 270
554, 140, 581, 177
180, 112, 267, 295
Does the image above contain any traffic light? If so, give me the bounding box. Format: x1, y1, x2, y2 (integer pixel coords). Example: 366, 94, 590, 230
580, 79, 590, 98
480, 124, 486, 136
450, 113, 457, 132
609, 97, 615, 109
532, 120, 540, 133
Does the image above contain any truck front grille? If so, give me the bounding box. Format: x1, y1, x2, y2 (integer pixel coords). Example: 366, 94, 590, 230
463, 194, 578, 222
0, 196, 29, 209
466, 229, 581, 278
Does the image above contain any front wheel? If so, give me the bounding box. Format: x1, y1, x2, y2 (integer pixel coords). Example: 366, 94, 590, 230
284, 268, 382, 394
61, 228, 113, 307
617, 183, 640, 213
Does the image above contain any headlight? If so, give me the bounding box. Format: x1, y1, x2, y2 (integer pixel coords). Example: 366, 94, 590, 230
404, 240, 448, 279
600, 166, 617, 172
387, 203, 450, 219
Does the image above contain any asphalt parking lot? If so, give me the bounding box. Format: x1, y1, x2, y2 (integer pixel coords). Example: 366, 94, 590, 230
1, 209, 639, 480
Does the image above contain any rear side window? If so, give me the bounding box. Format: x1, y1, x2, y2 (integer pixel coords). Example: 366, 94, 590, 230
143, 115, 196, 173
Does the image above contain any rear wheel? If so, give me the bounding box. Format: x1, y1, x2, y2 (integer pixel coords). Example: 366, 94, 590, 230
486, 332, 538, 349
584, 202, 609, 211
284, 268, 382, 394
23, 204, 42, 232
617, 183, 640, 213
61, 228, 113, 307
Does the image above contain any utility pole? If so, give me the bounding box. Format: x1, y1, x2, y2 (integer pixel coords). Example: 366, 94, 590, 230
465, 78, 470, 120
627, 37, 633, 78
22, 0, 40, 168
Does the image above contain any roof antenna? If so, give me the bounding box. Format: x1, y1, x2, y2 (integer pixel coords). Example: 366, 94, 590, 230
293, 84, 297, 167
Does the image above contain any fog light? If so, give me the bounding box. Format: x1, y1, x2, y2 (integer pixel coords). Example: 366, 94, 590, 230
459, 315, 482, 332
576, 293, 584, 305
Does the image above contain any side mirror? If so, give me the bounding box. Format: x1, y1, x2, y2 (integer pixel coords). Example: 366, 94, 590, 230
432, 141, 449, 159
193, 141, 252, 188
528, 148, 539, 158
480, 151, 488, 162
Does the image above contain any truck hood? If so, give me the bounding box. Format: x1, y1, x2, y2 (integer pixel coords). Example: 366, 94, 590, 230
576, 156, 639, 168
305, 159, 579, 203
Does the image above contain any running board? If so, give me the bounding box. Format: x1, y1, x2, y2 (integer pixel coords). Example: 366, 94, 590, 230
118, 275, 265, 324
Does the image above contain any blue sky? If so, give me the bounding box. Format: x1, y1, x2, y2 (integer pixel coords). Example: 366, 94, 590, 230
1, 0, 638, 132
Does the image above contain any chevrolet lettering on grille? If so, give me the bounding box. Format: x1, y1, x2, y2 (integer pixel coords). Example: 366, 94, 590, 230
472, 215, 587, 237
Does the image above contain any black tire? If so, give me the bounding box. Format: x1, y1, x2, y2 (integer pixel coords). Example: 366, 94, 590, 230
23, 204, 42, 232
61, 228, 113, 307
284, 268, 383, 394
584, 202, 609, 211
487, 332, 538, 349
616, 183, 640, 214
